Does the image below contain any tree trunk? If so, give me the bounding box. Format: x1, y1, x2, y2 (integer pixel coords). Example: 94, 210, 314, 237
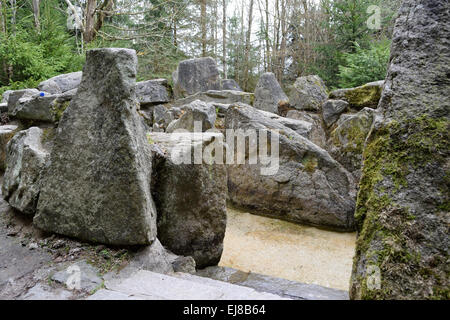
222, 0, 227, 78
200, 0, 207, 57
84, 0, 97, 43
243, 0, 254, 91
32, 0, 40, 30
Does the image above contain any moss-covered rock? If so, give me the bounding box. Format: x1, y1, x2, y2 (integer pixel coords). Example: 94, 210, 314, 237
330, 80, 383, 110
350, 0, 450, 300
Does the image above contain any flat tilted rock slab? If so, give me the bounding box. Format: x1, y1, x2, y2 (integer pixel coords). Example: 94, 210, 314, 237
196, 266, 348, 300
88, 270, 287, 300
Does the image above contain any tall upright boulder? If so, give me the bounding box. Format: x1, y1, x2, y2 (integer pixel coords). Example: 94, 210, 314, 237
350, 0, 450, 300
173, 57, 221, 99
34, 48, 157, 245
253, 72, 289, 114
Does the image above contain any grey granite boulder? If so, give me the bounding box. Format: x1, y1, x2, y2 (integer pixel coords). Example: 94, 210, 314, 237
350, 0, 450, 300
136, 79, 172, 106
9, 90, 75, 123
221, 79, 242, 91
7, 89, 40, 114
34, 48, 157, 245
2, 127, 49, 215
37, 71, 82, 94
289, 75, 328, 112
0, 124, 19, 170
150, 132, 227, 268
173, 57, 221, 99
152, 105, 182, 131
254, 72, 289, 114
225, 103, 356, 230
328, 108, 375, 180
329, 80, 384, 110
322, 99, 349, 127
166, 100, 216, 133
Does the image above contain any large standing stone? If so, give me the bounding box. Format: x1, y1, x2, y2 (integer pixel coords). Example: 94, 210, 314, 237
253, 72, 289, 114
289, 75, 328, 112
173, 57, 221, 99
2, 127, 49, 215
34, 48, 157, 245
150, 132, 227, 268
329, 80, 384, 110
136, 79, 172, 106
37, 71, 82, 94
350, 0, 450, 300
225, 103, 356, 231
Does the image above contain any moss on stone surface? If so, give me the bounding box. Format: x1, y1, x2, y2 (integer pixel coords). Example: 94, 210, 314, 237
352, 114, 450, 299
343, 84, 382, 109
51, 100, 70, 123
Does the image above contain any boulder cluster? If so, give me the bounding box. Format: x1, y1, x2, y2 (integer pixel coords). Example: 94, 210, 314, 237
0, 48, 386, 267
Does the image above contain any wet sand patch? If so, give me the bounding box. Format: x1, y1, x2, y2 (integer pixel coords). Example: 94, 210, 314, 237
219, 207, 356, 291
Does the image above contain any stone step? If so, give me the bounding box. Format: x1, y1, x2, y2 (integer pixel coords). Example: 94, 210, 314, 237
88, 270, 288, 300
194, 266, 349, 300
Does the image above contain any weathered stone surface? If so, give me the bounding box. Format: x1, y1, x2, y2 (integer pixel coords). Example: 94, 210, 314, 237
289, 75, 328, 112
166, 100, 216, 133
171, 90, 254, 108
125, 239, 174, 274
350, 0, 450, 300
0, 103, 7, 113
322, 99, 349, 127
0, 125, 19, 170
254, 72, 289, 114
2, 127, 49, 215
225, 103, 356, 230
34, 48, 157, 245
285, 110, 327, 148
37, 71, 82, 94
136, 79, 171, 106
258, 109, 313, 139
328, 108, 375, 180
7, 89, 40, 114
151, 105, 182, 131
172, 256, 196, 274
150, 132, 227, 268
196, 266, 349, 300
1, 90, 13, 104
51, 260, 103, 292
221, 79, 242, 91
329, 80, 384, 110
173, 57, 221, 98
9, 90, 74, 123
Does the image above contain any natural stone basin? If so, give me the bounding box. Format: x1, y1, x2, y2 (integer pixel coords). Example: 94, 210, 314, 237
219, 207, 356, 291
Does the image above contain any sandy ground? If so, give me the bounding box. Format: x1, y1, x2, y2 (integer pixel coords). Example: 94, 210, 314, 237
219, 207, 357, 291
